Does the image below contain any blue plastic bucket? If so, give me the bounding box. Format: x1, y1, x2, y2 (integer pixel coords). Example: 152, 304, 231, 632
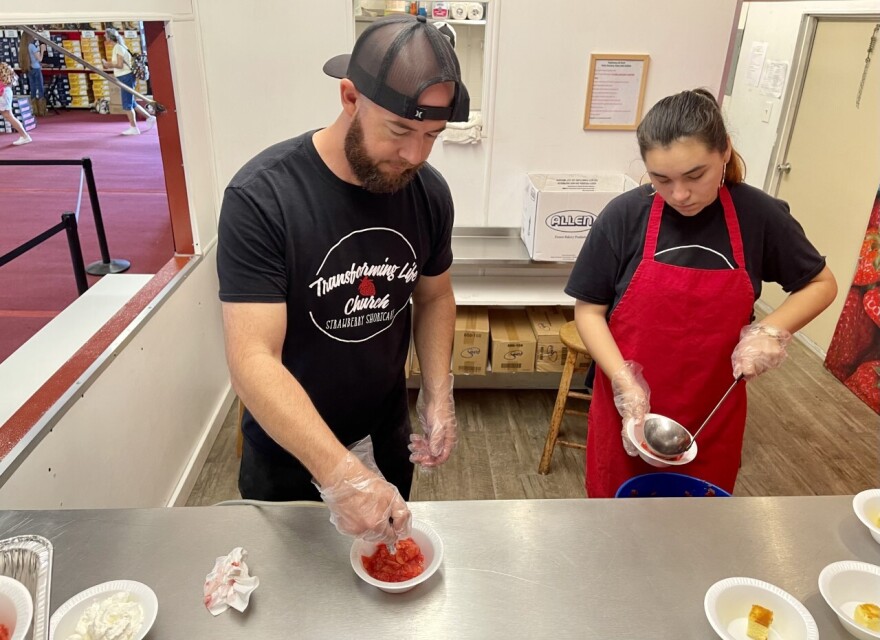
615, 472, 731, 498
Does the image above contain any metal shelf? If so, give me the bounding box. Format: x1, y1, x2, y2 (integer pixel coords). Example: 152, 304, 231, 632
355, 16, 486, 25
451, 227, 569, 267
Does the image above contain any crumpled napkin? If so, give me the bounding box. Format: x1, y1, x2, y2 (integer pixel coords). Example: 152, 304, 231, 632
203, 547, 259, 616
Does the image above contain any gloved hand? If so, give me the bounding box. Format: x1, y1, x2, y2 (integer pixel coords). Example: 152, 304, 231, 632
611, 361, 651, 457
408, 373, 458, 468
314, 436, 411, 547
732, 322, 792, 380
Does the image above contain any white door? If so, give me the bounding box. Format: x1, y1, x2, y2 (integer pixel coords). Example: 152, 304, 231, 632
762, 19, 880, 351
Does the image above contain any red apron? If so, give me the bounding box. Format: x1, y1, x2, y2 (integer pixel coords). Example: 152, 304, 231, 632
585, 187, 755, 498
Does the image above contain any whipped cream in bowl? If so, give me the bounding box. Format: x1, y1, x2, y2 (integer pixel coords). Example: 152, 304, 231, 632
49, 581, 157, 640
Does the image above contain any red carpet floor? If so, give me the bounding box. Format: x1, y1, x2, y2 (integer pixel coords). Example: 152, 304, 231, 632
0, 110, 174, 363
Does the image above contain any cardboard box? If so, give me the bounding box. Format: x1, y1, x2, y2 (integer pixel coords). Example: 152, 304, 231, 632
489, 308, 536, 373
452, 306, 489, 375
559, 306, 592, 368
525, 306, 568, 372
521, 173, 638, 262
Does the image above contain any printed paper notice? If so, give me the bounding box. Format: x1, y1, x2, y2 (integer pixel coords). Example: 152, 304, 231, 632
746, 41, 768, 87
588, 59, 646, 126
759, 60, 788, 98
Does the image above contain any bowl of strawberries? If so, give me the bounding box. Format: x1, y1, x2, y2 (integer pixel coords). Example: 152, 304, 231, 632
350, 520, 444, 594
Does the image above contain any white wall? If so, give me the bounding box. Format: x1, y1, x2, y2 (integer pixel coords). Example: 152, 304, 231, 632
482, 0, 739, 227
0, 0, 746, 506
0, 252, 230, 508
723, 0, 879, 190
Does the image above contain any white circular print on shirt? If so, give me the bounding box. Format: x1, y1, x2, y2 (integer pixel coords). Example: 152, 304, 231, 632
307, 227, 419, 343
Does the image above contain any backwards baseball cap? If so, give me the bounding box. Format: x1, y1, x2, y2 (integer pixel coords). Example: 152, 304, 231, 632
323, 14, 470, 122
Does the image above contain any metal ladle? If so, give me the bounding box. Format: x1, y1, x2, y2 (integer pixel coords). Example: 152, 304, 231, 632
644, 375, 744, 459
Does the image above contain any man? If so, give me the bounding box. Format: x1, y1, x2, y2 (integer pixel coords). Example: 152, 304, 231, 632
217, 15, 466, 545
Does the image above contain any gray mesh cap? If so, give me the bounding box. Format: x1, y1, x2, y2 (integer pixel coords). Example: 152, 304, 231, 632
323, 14, 470, 122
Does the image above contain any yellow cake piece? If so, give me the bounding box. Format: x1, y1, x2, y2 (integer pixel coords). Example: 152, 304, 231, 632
746, 604, 773, 640
855, 603, 880, 632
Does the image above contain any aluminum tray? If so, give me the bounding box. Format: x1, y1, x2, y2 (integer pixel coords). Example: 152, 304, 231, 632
0, 536, 52, 640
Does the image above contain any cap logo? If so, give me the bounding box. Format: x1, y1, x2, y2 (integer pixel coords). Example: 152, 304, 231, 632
414, 108, 424, 120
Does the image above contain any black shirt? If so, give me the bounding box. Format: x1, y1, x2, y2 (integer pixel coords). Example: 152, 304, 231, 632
217, 131, 454, 456
565, 183, 826, 316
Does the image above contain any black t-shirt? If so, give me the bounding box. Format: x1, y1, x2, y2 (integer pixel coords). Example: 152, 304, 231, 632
217, 131, 454, 456
565, 183, 826, 316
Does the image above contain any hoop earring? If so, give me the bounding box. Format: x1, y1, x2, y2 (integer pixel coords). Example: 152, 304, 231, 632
720, 162, 727, 188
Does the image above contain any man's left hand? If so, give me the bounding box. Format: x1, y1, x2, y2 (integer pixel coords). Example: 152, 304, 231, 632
409, 373, 458, 468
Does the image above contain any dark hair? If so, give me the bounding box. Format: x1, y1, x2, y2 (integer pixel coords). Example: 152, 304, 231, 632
636, 88, 745, 185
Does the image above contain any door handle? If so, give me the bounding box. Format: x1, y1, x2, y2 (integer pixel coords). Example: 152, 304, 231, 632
776, 162, 792, 174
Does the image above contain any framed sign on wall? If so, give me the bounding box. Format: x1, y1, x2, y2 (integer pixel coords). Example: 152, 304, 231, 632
583, 54, 650, 131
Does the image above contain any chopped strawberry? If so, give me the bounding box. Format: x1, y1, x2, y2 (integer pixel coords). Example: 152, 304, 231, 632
361, 537, 425, 582
826, 287, 880, 379
869, 194, 880, 230
853, 232, 880, 286
844, 360, 880, 414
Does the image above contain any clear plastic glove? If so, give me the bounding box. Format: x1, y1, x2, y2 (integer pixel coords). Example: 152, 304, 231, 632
611, 361, 651, 457
408, 373, 458, 468
732, 323, 792, 380
313, 436, 411, 547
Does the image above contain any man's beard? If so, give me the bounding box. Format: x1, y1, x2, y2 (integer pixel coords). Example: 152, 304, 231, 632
344, 115, 422, 194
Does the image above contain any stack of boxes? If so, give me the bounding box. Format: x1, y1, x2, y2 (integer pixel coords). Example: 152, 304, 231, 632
452, 307, 489, 375
407, 306, 582, 377
86, 33, 110, 104
0, 30, 19, 68
489, 308, 537, 373
43, 34, 65, 69
61, 38, 84, 69
67, 73, 90, 108
90, 71, 110, 103
124, 33, 148, 95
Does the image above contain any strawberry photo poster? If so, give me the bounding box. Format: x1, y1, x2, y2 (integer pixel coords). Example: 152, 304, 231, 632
824, 185, 880, 414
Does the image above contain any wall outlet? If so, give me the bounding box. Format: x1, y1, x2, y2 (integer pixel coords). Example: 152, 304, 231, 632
761, 101, 773, 123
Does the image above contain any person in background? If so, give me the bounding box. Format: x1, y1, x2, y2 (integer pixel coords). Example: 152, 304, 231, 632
566, 88, 837, 498
0, 62, 32, 146
217, 15, 465, 546
18, 33, 46, 117
18, 33, 47, 116
102, 27, 155, 136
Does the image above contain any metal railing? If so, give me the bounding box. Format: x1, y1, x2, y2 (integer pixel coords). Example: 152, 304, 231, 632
0, 211, 88, 295
0, 158, 131, 291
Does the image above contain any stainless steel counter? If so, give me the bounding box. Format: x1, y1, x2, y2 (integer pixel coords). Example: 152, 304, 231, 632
1, 497, 874, 639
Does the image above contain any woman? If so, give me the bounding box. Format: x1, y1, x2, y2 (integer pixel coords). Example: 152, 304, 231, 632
565, 89, 837, 498
0, 62, 32, 145
102, 27, 155, 135
19, 33, 45, 116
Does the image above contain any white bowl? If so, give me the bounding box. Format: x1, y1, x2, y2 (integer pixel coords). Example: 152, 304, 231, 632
853, 490, 880, 545
818, 560, 880, 640
627, 413, 698, 468
49, 580, 158, 640
0, 576, 33, 640
704, 576, 819, 640
350, 520, 443, 594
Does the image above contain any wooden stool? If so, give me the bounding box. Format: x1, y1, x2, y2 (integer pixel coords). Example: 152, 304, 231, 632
236, 399, 245, 458
538, 321, 593, 474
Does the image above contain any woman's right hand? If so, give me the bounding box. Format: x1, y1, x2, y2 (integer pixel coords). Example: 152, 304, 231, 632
611, 361, 651, 456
